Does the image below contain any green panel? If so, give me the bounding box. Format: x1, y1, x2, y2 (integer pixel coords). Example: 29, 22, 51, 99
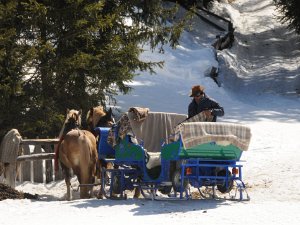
161, 141, 181, 160
115, 139, 144, 161
179, 142, 242, 160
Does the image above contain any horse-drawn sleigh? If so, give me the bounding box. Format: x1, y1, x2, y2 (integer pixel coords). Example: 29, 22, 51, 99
1, 105, 250, 201
92, 108, 251, 201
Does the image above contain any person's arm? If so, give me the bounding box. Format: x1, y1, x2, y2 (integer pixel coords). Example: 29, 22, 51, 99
210, 100, 224, 117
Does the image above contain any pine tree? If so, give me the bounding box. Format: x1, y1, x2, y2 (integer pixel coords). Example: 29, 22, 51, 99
0, 0, 193, 139
274, 0, 300, 34
0, 0, 38, 139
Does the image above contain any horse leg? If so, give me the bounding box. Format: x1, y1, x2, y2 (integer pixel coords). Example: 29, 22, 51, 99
89, 175, 96, 198
89, 149, 98, 198
97, 160, 110, 199
62, 165, 72, 201
59, 143, 74, 200
133, 172, 142, 198
133, 187, 141, 198
79, 157, 96, 198
79, 167, 90, 199
133, 177, 141, 198
79, 183, 90, 199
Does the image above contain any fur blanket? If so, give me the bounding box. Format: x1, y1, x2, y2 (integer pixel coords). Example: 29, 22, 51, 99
186, 111, 213, 123
107, 107, 150, 147
128, 107, 149, 122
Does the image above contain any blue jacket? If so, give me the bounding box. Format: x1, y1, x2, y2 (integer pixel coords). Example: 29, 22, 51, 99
188, 94, 224, 122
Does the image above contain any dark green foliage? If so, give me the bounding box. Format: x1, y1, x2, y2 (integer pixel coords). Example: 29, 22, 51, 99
0, 0, 192, 139
274, 0, 300, 34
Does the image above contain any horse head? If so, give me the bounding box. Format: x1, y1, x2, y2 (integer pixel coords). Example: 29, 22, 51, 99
96, 108, 115, 127
86, 106, 115, 132
66, 109, 82, 125
63, 109, 82, 134
59, 109, 82, 138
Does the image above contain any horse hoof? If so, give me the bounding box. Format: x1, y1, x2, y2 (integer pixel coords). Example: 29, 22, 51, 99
97, 193, 103, 199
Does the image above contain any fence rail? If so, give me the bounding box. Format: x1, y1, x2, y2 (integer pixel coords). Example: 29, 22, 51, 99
17, 138, 63, 184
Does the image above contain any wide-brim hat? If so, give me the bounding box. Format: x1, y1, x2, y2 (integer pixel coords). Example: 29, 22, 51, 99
189, 85, 205, 97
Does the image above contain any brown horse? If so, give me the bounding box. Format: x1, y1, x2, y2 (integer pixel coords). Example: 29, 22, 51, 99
57, 109, 98, 200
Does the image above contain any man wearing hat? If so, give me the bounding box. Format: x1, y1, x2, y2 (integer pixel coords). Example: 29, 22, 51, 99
188, 85, 224, 121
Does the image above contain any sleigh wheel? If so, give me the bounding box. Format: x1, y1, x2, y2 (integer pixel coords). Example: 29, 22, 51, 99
101, 169, 113, 199
112, 174, 122, 194
101, 169, 127, 200
172, 169, 189, 192
216, 169, 234, 193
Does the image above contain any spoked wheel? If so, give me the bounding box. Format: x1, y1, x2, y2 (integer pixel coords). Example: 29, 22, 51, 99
172, 169, 189, 193
101, 169, 112, 199
216, 169, 234, 193
112, 174, 122, 194
101, 169, 127, 200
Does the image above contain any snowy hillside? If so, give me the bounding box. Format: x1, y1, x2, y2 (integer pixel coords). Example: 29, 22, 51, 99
115, 0, 300, 123
1, 1, 300, 225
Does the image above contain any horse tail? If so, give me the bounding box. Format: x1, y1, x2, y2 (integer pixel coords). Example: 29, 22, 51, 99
54, 136, 64, 172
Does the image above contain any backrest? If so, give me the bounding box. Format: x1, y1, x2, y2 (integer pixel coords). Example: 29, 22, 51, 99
178, 122, 252, 151
128, 112, 187, 152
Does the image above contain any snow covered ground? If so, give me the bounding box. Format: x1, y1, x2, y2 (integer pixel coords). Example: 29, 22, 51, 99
1, 0, 300, 224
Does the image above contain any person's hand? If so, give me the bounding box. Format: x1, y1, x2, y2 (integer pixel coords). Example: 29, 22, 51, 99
203, 110, 212, 117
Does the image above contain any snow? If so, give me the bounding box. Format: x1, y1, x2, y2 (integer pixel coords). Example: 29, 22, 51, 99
1, 0, 300, 224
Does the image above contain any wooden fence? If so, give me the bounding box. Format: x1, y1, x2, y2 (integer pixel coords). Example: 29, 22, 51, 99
0, 129, 64, 188
17, 138, 63, 184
